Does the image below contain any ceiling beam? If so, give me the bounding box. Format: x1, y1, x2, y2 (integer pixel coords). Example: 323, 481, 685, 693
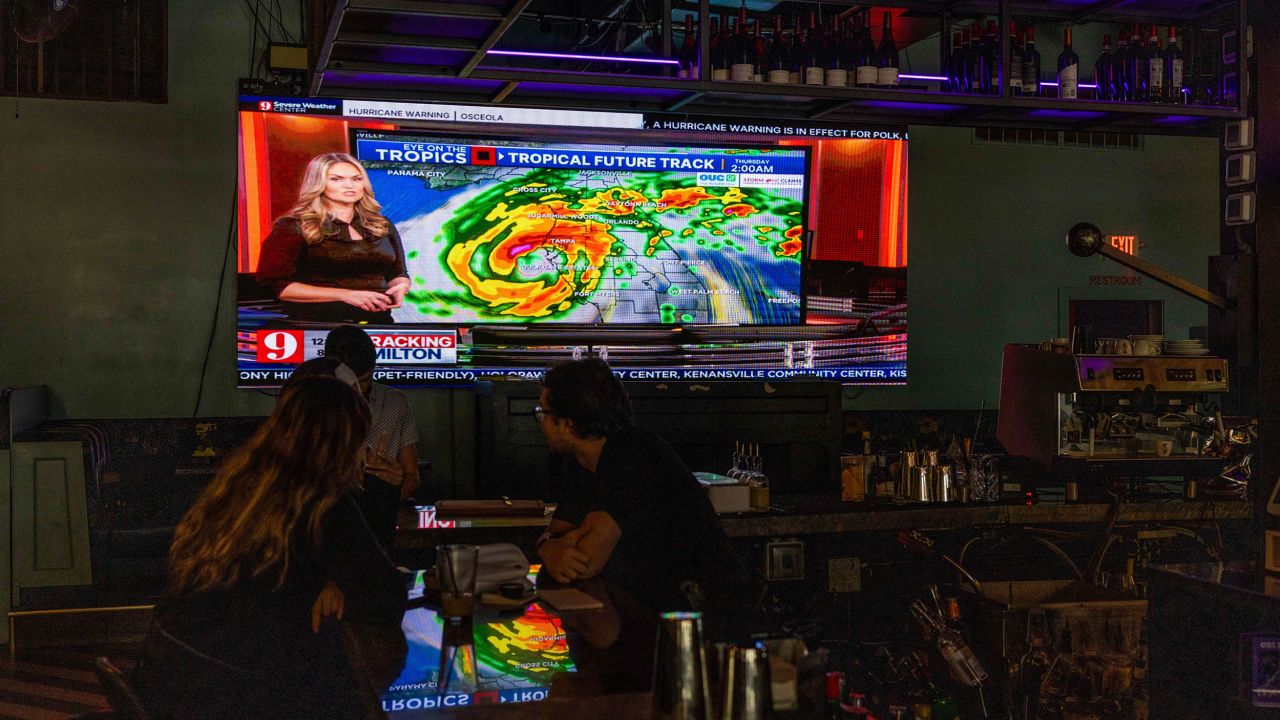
334, 32, 479, 52
347, 0, 502, 19
458, 0, 536, 78
1071, 0, 1131, 23
491, 81, 521, 104
310, 0, 349, 96
664, 91, 705, 112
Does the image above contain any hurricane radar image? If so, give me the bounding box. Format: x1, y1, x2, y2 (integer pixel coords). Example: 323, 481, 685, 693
359, 136, 808, 325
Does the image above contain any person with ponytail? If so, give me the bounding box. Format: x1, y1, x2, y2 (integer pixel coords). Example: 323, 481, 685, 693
256, 152, 411, 323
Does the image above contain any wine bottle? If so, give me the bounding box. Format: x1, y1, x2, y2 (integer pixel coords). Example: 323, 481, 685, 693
1165, 25, 1184, 104
767, 14, 790, 83
1147, 24, 1165, 102
752, 17, 765, 82
983, 20, 998, 94
967, 25, 984, 94
729, 3, 754, 82
1127, 24, 1147, 100
1057, 27, 1079, 99
803, 11, 824, 85
876, 11, 899, 86
1115, 31, 1130, 99
1021, 26, 1040, 96
825, 16, 849, 87
677, 14, 698, 80
855, 12, 878, 88
710, 14, 727, 81
1095, 34, 1114, 100
947, 31, 963, 92
1008, 21, 1023, 96
787, 16, 802, 84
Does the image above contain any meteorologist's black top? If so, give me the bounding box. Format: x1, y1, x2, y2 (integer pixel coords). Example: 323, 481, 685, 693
554, 425, 746, 613
256, 215, 409, 323
133, 491, 406, 720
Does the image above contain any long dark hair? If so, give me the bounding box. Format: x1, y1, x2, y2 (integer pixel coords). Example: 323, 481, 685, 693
168, 376, 370, 594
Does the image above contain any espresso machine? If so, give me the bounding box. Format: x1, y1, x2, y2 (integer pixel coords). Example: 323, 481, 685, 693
997, 344, 1231, 493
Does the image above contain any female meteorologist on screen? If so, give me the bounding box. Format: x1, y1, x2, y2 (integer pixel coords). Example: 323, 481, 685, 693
256, 152, 411, 323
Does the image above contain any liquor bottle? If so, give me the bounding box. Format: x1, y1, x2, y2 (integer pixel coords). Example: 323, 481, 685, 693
826, 16, 849, 87
911, 601, 988, 687
752, 18, 766, 82
1126, 24, 1146, 101
825, 671, 845, 720
980, 20, 997, 94
1008, 21, 1023, 96
855, 12, 878, 88
1165, 26, 1184, 103
947, 31, 963, 92
1147, 24, 1165, 102
803, 11, 825, 85
677, 14, 698, 80
787, 15, 803, 84
1057, 27, 1079, 99
710, 15, 727, 80
876, 11, 899, 87
1095, 34, 1114, 100
766, 14, 790, 83
1021, 27, 1040, 95
1017, 609, 1054, 718
1114, 31, 1130, 99
963, 25, 981, 93
729, 3, 754, 82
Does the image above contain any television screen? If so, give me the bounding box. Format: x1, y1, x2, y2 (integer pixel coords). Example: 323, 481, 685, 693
236, 96, 907, 386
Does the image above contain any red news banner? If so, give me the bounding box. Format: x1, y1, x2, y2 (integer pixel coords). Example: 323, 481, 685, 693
256, 329, 458, 365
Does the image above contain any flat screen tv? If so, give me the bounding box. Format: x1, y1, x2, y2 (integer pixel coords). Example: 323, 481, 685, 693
236, 96, 907, 386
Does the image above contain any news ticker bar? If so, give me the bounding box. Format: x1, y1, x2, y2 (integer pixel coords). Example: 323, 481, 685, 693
238, 96, 906, 141
238, 365, 908, 386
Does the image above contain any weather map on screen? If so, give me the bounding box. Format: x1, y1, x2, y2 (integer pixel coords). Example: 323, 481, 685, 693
353, 131, 807, 325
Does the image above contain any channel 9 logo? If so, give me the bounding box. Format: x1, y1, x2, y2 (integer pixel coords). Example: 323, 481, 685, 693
256, 329, 303, 363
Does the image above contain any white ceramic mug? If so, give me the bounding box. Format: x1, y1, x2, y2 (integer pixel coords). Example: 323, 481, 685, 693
1133, 339, 1162, 356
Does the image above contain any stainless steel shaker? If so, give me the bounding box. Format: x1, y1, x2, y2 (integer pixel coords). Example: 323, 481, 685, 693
721, 642, 772, 720
653, 611, 712, 720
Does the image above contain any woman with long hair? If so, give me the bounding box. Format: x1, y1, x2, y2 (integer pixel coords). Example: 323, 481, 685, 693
133, 376, 406, 719
256, 152, 411, 323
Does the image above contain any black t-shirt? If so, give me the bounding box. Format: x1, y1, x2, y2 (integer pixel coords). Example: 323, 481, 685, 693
554, 426, 744, 611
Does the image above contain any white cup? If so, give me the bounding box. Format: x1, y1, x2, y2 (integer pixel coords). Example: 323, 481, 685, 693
1133, 339, 1162, 356
1115, 339, 1133, 355
1155, 440, 1173, 457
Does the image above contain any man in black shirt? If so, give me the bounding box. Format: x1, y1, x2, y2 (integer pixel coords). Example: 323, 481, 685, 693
533, 359, 745, 613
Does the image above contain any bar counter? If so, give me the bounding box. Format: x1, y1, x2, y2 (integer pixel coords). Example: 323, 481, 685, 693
395, 496, 1251, 548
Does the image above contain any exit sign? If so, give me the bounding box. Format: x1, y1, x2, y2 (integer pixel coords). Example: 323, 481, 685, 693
1107, 234, 1138, 255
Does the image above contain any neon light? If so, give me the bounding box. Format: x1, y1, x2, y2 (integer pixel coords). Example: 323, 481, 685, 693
1039, 82, 1099, 89
487, 49, 679, 65
899, 74, 948, 82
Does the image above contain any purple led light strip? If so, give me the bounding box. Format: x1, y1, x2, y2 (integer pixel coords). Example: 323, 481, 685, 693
900, 74, 948, 82
487, 49, 679, 65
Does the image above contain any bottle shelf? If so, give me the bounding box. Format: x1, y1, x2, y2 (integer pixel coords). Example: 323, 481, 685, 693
311, 0, 1246, 137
